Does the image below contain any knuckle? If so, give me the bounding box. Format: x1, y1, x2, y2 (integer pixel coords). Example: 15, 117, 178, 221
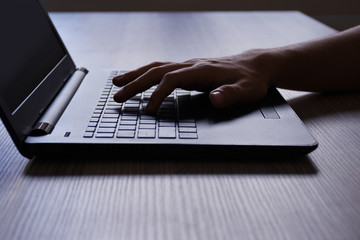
185, 57, 206, 63
148, 61, 172, 68
184, 58, 200, 64
149, 61, 163, 66
163, 71, 174, 80
146, 62, 174, 76
162, 72, 178, 85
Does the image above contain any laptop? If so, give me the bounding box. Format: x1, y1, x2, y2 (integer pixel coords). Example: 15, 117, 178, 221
0, 0, 318, 159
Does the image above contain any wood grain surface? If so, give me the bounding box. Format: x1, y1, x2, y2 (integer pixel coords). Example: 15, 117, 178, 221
1, 12, 360, 240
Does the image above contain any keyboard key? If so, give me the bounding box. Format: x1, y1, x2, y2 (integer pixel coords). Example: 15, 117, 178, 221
159, 101, 175, 108
178, 121, 196, 127
158, 127, 176, 138
88, 122, 97, 127
119, 120, 137, 125
122, 112, 138, 117
103, 113, 120, 118
106, 106, 122, 110
159, 121, 175, 127
140, 114, 156, 120
121, 115, 138, 120
123, 106, 139, 111
158, 115, 175, 121
138, 129, 156, 138
143, 95, 151, 100
101, 118, 118, 123
99, 122, 117, 128
90, 117, 100, 122
118, 125, 136, 130
139, 124, 156, 129
107, 103, 122, 107
140, 119, 156, 124
117, 130, 135, 138
97, 128, 115, 133
96, 132, 114, 138
130, 94, 142, 100
124, 103, 140, 108
179, 132, 198, 139
126, 99, 141, 104
83, 132, 94, 138
86, 126, 96, 132
104, 109, 121, 114
179, 127, 197, 133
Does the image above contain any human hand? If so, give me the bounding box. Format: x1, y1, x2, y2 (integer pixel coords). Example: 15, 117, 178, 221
113, 49, 276, 113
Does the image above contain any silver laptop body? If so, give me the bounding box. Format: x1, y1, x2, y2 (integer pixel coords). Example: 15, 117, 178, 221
0, 0, 317, 159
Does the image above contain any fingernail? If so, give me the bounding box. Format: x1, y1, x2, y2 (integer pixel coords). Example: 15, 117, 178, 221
210, 91, 225, 107
112, 75, 123, 84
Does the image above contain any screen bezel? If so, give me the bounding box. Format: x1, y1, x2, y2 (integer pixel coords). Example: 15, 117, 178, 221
0, 0, 76, 158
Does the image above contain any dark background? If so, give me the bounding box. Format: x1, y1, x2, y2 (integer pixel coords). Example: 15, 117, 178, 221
42, 0, 360, 30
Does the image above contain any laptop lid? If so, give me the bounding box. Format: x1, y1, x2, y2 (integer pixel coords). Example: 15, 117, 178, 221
0, 0, 76, 157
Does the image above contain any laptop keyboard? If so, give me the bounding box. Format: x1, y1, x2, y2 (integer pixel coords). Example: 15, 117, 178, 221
83, 71, 198, 139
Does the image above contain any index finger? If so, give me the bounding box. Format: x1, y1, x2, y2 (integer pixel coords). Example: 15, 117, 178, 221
113, 62, 188, 103
112, 61, 170, 86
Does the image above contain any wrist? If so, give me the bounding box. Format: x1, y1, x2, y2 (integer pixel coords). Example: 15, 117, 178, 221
240, 48, 288, 87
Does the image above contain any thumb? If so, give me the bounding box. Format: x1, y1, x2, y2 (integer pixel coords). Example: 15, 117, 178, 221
209, 82, 267, 108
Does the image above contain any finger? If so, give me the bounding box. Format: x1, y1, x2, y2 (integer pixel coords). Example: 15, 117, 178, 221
145, 65, 216, 113
209, 81, 268, 108
114, 63, 186, 102
112, 61, 170, 86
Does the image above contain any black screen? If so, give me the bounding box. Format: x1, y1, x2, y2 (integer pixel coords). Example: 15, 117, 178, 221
0, 0, 66, 114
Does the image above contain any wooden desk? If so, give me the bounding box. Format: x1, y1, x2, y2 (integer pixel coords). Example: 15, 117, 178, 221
1, 12, 360, 240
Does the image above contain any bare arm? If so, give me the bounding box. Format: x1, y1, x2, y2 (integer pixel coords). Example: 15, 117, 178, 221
270, 25, 360, 92
113, 25, 360, 113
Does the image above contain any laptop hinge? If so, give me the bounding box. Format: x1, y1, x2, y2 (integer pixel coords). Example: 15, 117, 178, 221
31, 67, 89, 135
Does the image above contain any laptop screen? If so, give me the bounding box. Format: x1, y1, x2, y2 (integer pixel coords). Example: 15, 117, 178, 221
0, 0, 76, 157
0, 0, 66, 114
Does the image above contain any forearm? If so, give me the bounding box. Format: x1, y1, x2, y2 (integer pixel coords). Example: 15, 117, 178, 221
113, 26, 360, 110
268, 25, 360, 92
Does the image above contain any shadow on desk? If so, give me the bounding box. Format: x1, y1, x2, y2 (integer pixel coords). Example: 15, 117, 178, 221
25, 153, 318, 176
288, 91, 360, 122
